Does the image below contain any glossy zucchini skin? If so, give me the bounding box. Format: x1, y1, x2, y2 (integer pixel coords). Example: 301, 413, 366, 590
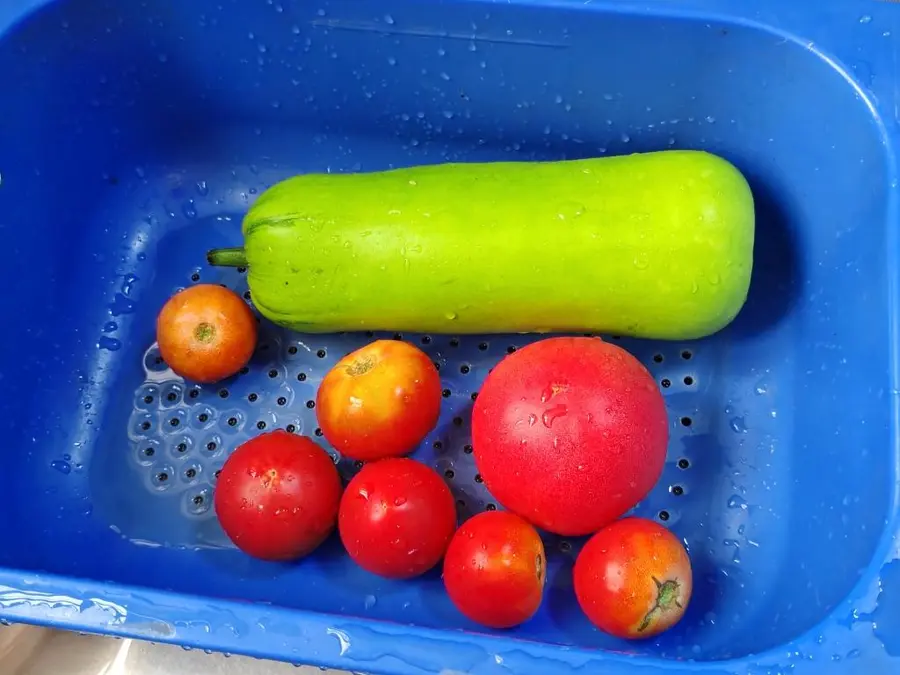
208, 150, 754, 339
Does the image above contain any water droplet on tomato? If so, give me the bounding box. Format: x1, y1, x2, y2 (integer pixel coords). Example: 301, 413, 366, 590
542, 404, 567, 428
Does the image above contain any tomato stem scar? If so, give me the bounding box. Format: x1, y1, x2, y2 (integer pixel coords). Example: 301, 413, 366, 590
637, 576, 682, 633
194, 322, 216, 343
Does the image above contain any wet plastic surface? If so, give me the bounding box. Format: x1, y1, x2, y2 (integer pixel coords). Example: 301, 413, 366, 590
0, 1, 899, 674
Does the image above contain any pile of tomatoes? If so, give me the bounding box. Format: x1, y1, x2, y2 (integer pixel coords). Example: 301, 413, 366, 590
157, 283, 693, 639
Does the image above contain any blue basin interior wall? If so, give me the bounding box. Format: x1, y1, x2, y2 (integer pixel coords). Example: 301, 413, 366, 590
0, 0, 893, 663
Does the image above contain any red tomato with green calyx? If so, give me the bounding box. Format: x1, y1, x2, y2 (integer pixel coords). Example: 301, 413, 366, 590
574, 517, 692, 639
443, 511, 546, 629
472, 336, 668, 536
214, 431, 342, 561
339, 458, 457, 579
317, 340, 442, 461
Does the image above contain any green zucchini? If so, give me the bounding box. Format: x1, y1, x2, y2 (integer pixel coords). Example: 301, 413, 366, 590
207, 150, 754, 339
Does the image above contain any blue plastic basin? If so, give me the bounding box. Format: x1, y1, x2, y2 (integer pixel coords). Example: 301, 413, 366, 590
1, 1, 899, 673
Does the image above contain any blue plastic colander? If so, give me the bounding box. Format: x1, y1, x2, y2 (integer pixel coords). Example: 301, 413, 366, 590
0, 1, 898, 673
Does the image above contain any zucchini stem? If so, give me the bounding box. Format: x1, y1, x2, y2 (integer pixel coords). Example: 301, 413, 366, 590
207, 247, 248, 268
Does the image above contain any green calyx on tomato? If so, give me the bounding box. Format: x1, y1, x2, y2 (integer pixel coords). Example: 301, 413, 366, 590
637, 577, 684, 634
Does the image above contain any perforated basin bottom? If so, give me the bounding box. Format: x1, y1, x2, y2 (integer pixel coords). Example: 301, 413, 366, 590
2, 0, 895, 666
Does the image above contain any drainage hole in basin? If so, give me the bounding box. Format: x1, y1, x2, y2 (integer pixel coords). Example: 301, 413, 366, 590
449, 338, 459, 348
678, 458, 691, 469
243, 290, 251, 301
463, 444, 473, 454
559, 540, 572, 553
421, 335, 432, 345
156, 472, 168, 483
143, 395, 154, 404
453, 417, 463, 427
354, 460, 364, 470
653, 354, 664, 363
478, 342, 488, 351
219, 389, 229, 399
433, 361, 441, 372
456, 499, 466, 509
445, 469, 455, 479
288, 346, 298, 355
277, 397, 287, 406
682, 350, 693, 360
485, 503, 497, 511
169, 418, 179, 428
268, 369, 278, 378
143, 447, 155, 457
365, 331, 375, 338
316, 349, 327, 358
167, 392, 177, 402
506, 346, 517, 354
475, 473, 484, 483
442, 389, 451, 398
433, 440, 443, 450
257, 421, 266, 430
239, 366, 249, 375
176, 442, 187, 453
684, 376, 695, 386
227, 417, 238, 427
471, 392, 478, 401
237, 266, 247, 274
658, 510, 670, 521
141, 421, 151, 431
306, 400, 315, 409
671, 485, 684, 496
189, 388, 200, 399
680, 416, 693, 427
198, 413, 209, 423
185, 468, 196, 479
206, 441, 217, 451
460, 364, 470, 374
192, 494, 204, 505
393, 333, 403, 341
661, 378, 671, 389
297, 372, 307, 382
314, 427, 323, 437
191, 273, 200, 282
248, 393, 258, 402
286, 424, 296, 433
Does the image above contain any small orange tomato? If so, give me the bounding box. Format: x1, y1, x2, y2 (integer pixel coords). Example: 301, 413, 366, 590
574, 517, 692, 639
156, 284, 257, 384
316, 340, 441, 461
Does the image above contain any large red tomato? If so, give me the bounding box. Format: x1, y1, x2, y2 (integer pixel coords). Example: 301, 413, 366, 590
471, 337, 668, 536
214, 431, 342, 561
317, 340, 442, 461
443, 511, 546, 629
574, 517, 692, 639
338, 458, 457, 579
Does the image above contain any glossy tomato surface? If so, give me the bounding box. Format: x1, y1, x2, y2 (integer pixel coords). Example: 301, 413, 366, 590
574, 517, 692, 639
214, 431, 342, 561
156, 283, 257, 383
317, 340, 442, 461
338, 458, 456, 579
443, 511, 546, 629
472, 336, 668, 536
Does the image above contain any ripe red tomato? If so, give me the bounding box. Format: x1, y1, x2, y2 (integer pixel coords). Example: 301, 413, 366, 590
316, 340, 442, 461
157, 284, 257, 383
338, 458, 456, 579
443, 511, 546, 629
214, 431, 342, 561
472, 337, 668, 536
574, 517, 692, 639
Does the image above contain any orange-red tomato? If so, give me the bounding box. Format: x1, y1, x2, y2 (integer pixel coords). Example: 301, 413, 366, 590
338, 458, 457, 579
574, 517, 692, 639
156, 284, 257, 383
316, 340, 441, 461
442, 511, 546, 629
